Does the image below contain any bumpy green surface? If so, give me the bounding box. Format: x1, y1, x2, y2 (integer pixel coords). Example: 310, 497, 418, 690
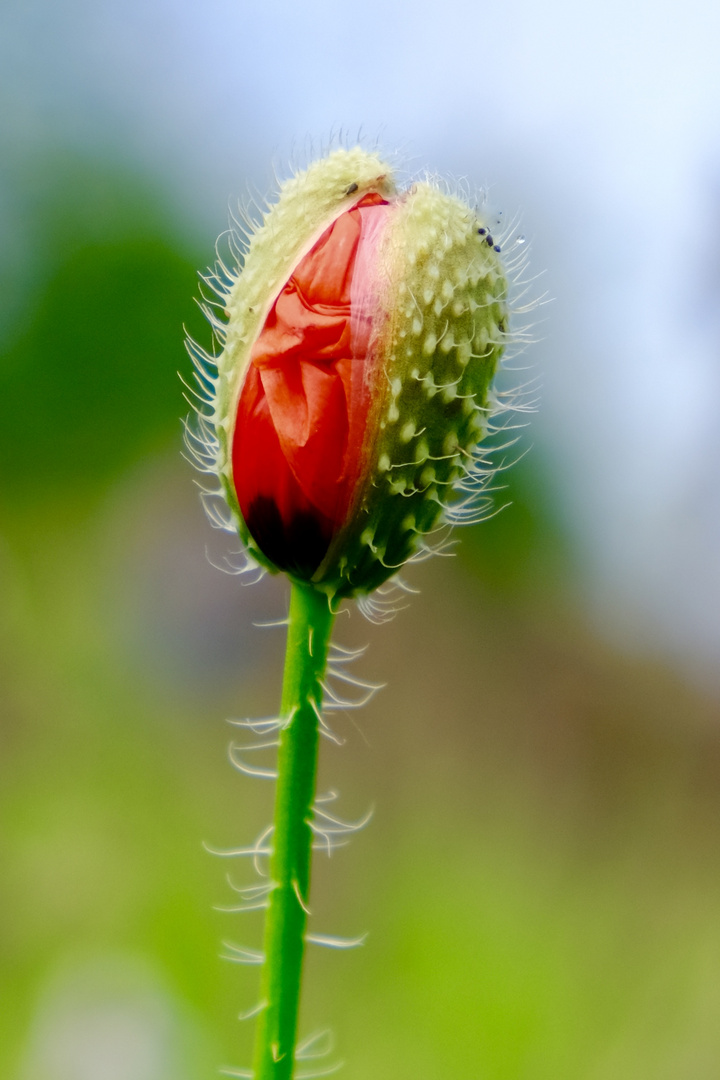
317, 179, 508, 599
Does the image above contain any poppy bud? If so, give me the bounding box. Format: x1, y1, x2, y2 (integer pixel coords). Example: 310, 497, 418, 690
188, 147, 517, 601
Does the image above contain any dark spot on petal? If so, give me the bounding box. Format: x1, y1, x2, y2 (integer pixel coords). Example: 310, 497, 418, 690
345, 182, 359, 195
494, 245, 501, 252
477, 227, 487, 235
245, 497, 332, 579
485, 235, 494, 247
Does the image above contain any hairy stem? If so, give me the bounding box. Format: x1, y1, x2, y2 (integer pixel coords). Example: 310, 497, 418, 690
252, 581, 335, 1080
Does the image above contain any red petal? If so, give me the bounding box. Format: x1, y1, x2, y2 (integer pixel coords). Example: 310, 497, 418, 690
233, 193, 390, 574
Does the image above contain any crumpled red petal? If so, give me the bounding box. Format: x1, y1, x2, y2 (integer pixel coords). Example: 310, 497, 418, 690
232, 192, 390, 576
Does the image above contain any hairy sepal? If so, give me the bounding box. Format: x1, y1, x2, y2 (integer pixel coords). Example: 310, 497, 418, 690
198, 148, 511, 596
313, 181, 508, 599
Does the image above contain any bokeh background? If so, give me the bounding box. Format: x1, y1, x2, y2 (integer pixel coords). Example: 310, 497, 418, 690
3, 1, 720, 1077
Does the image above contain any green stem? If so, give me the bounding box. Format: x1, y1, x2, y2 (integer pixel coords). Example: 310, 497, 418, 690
252, 581, 335, 1080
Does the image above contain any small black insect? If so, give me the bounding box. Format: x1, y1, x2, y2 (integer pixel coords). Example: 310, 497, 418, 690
345, 182, 359, 195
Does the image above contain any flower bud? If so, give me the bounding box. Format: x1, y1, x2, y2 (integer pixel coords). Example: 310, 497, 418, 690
187, 147, 519, 601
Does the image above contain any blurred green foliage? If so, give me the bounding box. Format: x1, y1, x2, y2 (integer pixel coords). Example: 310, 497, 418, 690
2, 149, 720, 1080
461, 450, 571, 595
0, 152, 209, 502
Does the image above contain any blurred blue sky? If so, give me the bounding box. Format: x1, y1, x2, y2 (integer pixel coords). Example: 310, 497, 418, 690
2, 0, 720, 681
